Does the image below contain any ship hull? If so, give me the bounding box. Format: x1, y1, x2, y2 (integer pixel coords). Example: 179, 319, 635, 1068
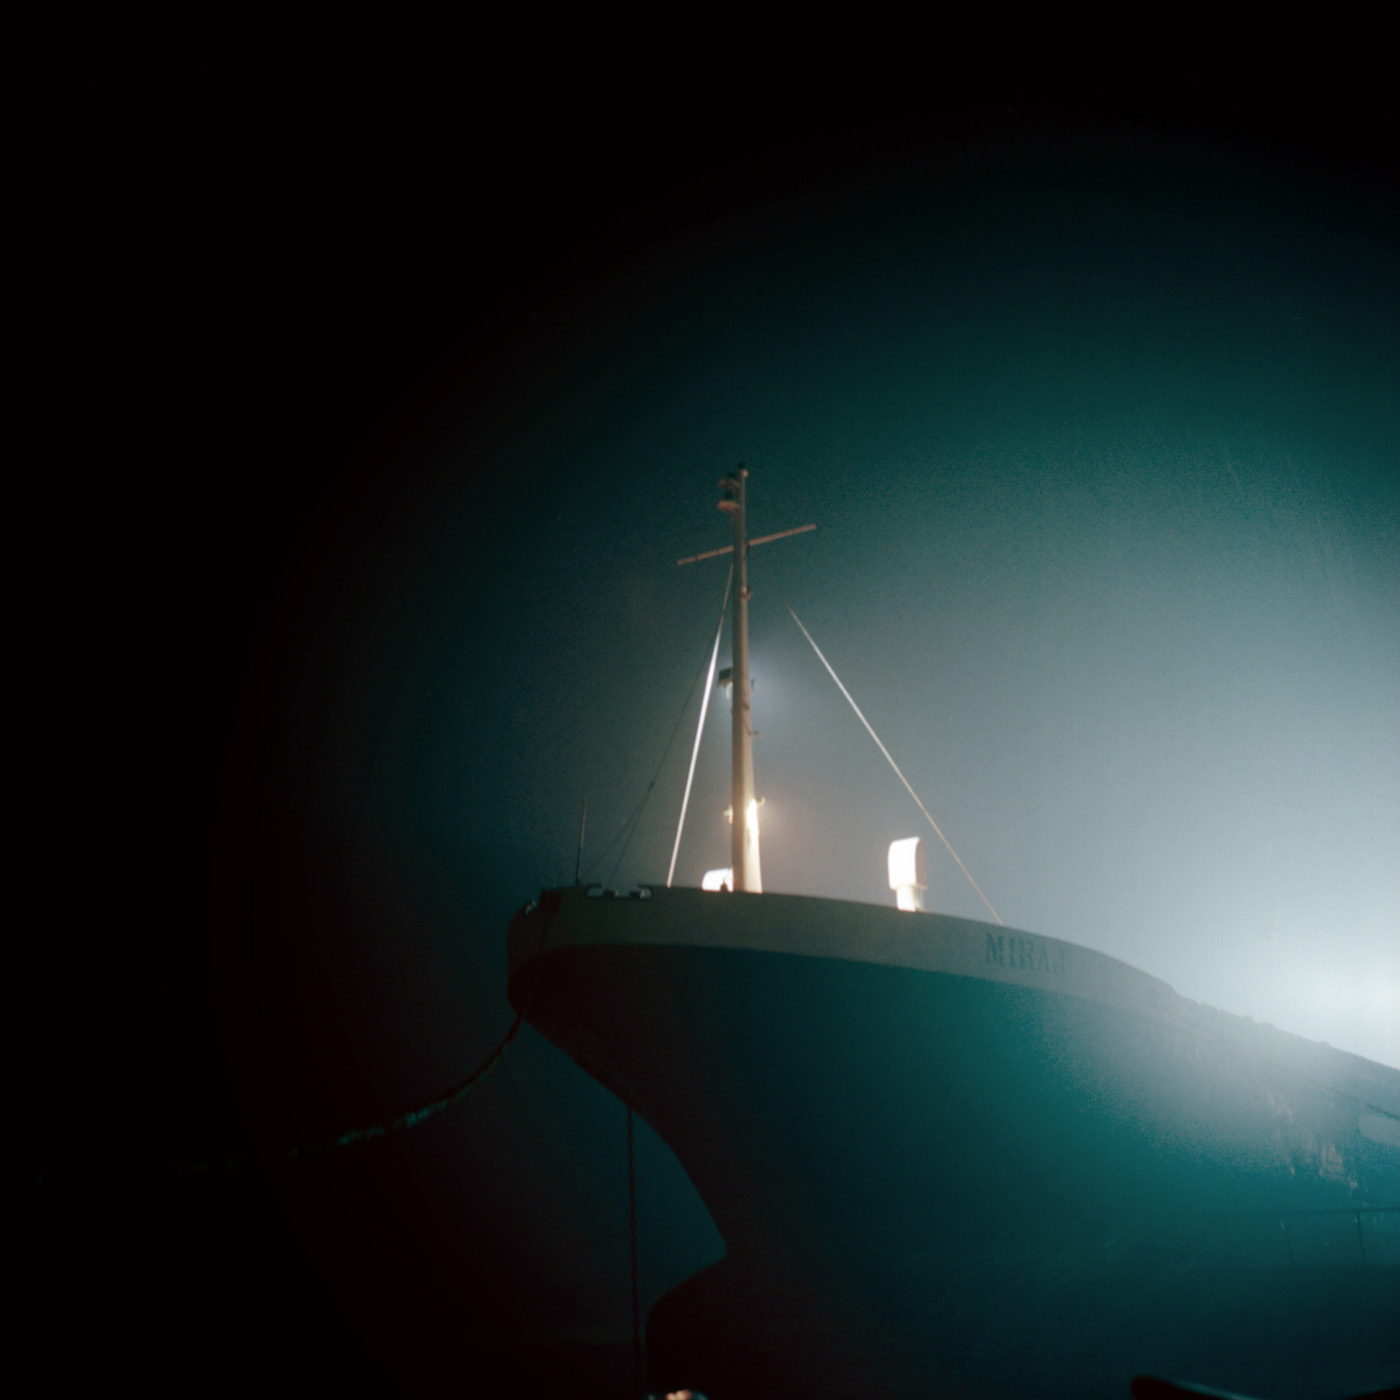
507, 887, 1400, 1398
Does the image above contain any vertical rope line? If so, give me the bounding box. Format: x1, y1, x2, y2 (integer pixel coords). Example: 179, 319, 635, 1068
667, 565, 733, 887
628, 1106, 642, 1398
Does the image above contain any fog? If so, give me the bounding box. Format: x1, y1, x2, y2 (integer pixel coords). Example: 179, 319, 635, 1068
357, 120, 1398, 1069
113, 108, 1398, 1395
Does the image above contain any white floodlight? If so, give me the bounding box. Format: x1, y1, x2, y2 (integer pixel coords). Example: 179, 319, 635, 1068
888, 837, 927, 912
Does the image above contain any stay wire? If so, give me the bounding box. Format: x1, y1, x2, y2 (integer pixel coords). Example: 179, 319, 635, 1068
594, 569, 734, 889
667, 565, 733, 887
751, 553, 1004, 926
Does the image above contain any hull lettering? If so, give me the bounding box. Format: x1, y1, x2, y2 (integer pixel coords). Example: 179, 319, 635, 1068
986, 931, 1066, 976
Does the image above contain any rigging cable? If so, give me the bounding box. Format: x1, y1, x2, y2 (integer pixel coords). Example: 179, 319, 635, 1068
596, 567, 735, 888
667, 565, 733, 887
755, 557, 1004, 927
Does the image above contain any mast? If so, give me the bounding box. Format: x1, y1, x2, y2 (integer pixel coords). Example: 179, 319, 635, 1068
719, 467, 761, 892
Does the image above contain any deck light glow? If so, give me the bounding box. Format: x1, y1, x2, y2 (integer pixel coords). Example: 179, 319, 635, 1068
889, 836, 927, 912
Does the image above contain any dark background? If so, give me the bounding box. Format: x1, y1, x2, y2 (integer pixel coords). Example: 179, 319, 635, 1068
26, 48, 1397, 1400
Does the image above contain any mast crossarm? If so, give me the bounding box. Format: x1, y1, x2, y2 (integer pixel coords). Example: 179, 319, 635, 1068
676, 523, 816, 567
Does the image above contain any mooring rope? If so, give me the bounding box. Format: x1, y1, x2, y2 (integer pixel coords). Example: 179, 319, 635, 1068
166, 908, 553, 1176
283, 1008, 526, 1161
755, 560, 1003, 926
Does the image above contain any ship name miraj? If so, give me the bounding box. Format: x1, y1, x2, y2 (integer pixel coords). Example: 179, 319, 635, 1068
984, 932, 1067, 977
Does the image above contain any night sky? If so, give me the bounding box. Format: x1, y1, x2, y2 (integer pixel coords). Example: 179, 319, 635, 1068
40, 83, 1397, 1397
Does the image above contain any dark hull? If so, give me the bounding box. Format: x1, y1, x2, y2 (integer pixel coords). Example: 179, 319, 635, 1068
508, 887, 1400, 1398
